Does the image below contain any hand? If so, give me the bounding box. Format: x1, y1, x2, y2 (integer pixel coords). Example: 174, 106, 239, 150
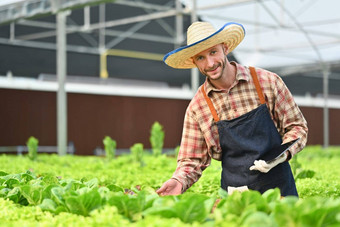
249, 151, 288, 173
156, 179, 183, 196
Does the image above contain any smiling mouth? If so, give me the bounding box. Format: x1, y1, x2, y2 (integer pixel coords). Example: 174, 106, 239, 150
206, 65, 220, 73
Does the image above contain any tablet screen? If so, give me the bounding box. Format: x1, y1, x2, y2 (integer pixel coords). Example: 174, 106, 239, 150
260, 138, 300, 162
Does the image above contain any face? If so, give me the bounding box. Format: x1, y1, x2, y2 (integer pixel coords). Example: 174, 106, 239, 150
192, 44, 228, 81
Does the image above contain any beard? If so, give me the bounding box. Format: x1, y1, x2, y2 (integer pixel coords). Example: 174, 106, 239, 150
200, 54, 227, 81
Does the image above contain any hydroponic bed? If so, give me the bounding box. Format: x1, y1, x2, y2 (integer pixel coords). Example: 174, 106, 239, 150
1, 146, 339, 226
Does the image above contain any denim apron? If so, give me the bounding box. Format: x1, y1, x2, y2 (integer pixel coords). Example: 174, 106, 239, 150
201, 67, 298, 196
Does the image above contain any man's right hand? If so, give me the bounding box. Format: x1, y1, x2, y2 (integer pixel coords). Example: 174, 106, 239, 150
156, 179, 182, 196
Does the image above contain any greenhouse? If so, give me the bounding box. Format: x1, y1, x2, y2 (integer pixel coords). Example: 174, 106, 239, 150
0, 0, 340, 226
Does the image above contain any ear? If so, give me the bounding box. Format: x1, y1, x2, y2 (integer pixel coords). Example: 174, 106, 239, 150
222, 43, 229, 55
190, 57, 195, 64
190, 57, 198, 68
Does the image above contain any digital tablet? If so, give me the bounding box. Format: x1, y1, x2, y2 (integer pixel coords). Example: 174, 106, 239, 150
261, 138, 300, 162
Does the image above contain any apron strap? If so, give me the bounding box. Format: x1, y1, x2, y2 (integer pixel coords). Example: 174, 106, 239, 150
249, 66, 266, 105
201, 85, 220, 122
201, 66, 266, 122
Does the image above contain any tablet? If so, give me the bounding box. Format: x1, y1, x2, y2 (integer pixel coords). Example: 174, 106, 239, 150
260, 138, 300, 162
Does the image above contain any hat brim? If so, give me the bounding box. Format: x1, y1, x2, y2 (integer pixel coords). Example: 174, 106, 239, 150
163, 22, 245, 69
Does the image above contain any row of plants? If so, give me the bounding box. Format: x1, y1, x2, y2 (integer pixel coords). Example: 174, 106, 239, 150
2, 145, 340, 197
1, 168, 340, 226
1, 145, 340, 226
26, 121, 169, 163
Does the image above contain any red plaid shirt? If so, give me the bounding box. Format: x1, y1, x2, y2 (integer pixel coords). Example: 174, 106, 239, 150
172, 62, 308, 191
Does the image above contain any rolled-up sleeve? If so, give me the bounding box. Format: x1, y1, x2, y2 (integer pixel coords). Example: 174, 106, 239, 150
172, 108, 211, 192
272, 75, 308, 156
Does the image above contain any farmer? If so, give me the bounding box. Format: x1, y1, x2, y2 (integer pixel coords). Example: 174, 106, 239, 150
156, 21, 308, 197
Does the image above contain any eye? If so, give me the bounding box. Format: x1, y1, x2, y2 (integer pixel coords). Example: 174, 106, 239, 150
210, 50, 217, 55
195, 56, 204, 61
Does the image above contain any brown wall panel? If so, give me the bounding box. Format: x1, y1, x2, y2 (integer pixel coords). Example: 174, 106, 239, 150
300, 107, 340, 145
299, 107, 323, 145
1, 89, 189, 155
67, 93, 189, 155
1, 88, 339, 155
329, 109, 340, 145
0, 89, 57, 146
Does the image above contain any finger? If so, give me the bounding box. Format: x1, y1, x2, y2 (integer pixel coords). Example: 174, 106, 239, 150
255, 160, 266, 173
254, 160, 261, 165
256, 160, 267, 168
261, 161, 270, 168
157, 190, 167, 196
249, 165, 256, 170
156, 185, 166, 194
258, 164, 269, 172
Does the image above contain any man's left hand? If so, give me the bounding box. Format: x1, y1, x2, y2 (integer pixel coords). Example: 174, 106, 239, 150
249, 151, 288, 173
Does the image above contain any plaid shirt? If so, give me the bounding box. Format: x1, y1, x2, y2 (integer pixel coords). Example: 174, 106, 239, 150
172, 62, 308, 191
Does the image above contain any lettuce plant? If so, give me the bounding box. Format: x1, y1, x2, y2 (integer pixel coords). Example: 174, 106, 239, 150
26, 136, 38, 161
291, 154, 315, 181
102, 136, 116, 160
149, 122, 164, 157
130, 143, 145, 167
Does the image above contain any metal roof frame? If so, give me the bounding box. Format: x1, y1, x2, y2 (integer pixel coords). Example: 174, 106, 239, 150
0, 0, 185, 54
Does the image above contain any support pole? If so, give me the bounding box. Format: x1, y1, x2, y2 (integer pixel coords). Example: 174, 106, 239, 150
175, 0, 183, 49
100, 51, 108, 78
57, 10, 68, 155
99, 3, 107, 79
99, 3, 106, 50
190, 0, 199, 93
84, 6, 90, 30
322, 64, 330, 148
10, 22, 15, 41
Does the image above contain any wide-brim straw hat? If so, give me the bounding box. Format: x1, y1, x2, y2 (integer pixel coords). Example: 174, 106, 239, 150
163, 21, 245, 69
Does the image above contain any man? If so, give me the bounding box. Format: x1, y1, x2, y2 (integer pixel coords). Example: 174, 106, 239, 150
156, 21, 308, 196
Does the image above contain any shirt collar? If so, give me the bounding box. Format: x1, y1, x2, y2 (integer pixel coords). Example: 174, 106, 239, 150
203, 61, 250, 95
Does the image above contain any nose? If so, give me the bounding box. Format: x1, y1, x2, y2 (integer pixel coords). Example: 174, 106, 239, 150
205, 56, 215, 68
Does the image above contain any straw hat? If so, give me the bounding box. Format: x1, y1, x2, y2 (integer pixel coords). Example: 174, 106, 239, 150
163, 21, 245, 69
